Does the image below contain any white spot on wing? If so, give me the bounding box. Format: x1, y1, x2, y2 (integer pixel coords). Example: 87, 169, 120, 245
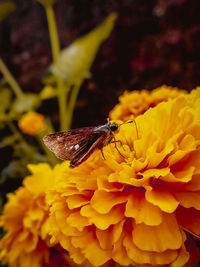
75, 144, 79, 150
57, 136, 62, 141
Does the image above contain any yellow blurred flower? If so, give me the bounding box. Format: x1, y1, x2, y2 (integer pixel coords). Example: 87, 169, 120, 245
47, 88, 200, 267
109, 85, 186, 120
18, 112, 46, 135
0, 163, 68, 267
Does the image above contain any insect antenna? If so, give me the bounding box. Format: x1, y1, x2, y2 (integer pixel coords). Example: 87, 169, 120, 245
119, 119, 139, 139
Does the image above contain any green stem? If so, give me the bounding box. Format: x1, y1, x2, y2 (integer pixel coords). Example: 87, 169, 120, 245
66, 80, 82, 130
0, 58, 24, 99
45, 5, 67, 131
7, 121, 27, 143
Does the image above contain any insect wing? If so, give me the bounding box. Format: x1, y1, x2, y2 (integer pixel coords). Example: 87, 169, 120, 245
43, 129, 104, 162
70, 134, 105, 167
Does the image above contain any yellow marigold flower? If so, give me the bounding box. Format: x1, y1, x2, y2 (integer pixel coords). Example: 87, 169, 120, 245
0, 163, 68, 267
18, 112, 46, 135
47, 88, 200, 267
109, 85, 186, 121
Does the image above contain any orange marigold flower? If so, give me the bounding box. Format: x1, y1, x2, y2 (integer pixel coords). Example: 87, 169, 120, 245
47, 88, 200, 267
18, 112, 46, 135
109, 85, 186, 121
0, 163, 68, 267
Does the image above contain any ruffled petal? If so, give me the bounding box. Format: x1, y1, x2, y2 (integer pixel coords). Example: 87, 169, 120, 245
176, 206, 200, 238
96, 220, 124, 250
123, 234, 178, 265
90, 190, 127, 214
170, 231, 190, 267
145, 187, 179, 213
66, 194, 90, 209
125, 191, 163, 226
132, 214, 182, 252
80, 205, 124, 230
173, 191, 200, 210
67, 211, 91, 231
112, 235, 133, 266
182, 174, 200, 191
83, 239, 111, 266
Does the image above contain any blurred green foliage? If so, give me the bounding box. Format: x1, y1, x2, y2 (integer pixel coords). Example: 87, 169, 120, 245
0, 0, 116, 202
0, 4, 116, 265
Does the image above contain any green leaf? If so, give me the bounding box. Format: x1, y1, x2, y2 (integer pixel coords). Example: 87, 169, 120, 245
0, 87, 11, 113
0, 135, 17, 148
9, 93, 41, 116
0, 160, 24, 183
0, 87, 12, 127
39, 85, 57, 100
44, 13, 117, 84
0, 1, 16, 22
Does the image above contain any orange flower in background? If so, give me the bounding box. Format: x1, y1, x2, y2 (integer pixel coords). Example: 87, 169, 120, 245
47, 88, 200, 267
18, 112, 46, 135
0, 163, 68, 267
109, 85, 187, 121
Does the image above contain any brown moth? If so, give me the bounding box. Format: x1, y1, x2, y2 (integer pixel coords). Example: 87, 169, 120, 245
43, 120, 134, 168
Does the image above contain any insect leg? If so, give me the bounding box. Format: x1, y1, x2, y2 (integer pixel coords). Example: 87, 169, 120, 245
100, 148, 106, 160
111, 136, 126, 151
111, 136, 125, 158
133, 119, 139, 139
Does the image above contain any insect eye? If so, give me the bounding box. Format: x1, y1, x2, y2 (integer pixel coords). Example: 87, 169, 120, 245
110, 123, 118, 132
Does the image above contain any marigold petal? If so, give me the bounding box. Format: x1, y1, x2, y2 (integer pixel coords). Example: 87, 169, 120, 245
131, 154, 149, 173
65, 245, 85, 265
17, 230, 29, 242
80, 205, 124, 230
174, 191, 200, 210
25, 163, 53, 194
112, 235, 132, 266
41, 218, 51, 240
171, 249, 189, 267
123, 235, 178, 265
146, 141, 174, 168
71, 231, 94, 249
67, 211, 91, 231
132, 214, 182, 252
158, 172, 193, 184
52, 205, 83, 237
125, 192, 162, 226
145, 187, 179, 213
67, 195, 90, 209
176, 206, 200, 238
108, 171, 147, 187
168, 134, 196, 165
96, 220, 124, 250
82, 239, 111, 266
172, 166, 195, 181
138, 167, 170, 180
90, 191, 127, 214
183, 174, 200, 191
97, 175, 124, 192
9, 239, 26, 262
19, 252, 38, 267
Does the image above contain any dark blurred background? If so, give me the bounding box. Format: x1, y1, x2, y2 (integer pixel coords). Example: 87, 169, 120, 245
1, 0, 200, 128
